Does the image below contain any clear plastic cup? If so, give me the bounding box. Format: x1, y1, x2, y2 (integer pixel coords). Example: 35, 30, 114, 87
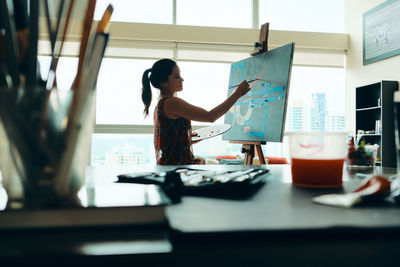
286, 132, 348, 188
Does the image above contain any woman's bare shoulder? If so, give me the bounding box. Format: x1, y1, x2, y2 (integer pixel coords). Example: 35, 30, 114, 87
163, 97, 187, 119
164, 96, 187, 106
165, 96, 183, 101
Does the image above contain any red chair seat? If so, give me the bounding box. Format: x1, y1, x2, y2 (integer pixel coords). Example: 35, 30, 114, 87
216, 155, 238, 160
265, 156, 288, 164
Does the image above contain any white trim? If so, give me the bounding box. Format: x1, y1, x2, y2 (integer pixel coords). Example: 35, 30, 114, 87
38, 38, 346, 68
38, 18, 348, 67
94, 125, 154, 134
39, 19, 348, 53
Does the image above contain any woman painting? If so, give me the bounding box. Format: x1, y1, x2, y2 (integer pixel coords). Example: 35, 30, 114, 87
141, 59, 250, 165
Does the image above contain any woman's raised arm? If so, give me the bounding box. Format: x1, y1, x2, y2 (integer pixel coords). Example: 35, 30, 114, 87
163, 80, 250, 122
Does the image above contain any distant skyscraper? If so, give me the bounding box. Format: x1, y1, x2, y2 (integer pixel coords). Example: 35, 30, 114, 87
327, 114, 345, 131
288, 99, 305, 131
105, 144, 145, 165
310, 93, 327, 131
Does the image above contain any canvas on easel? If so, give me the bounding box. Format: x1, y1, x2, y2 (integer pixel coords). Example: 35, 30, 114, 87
222, 22, 294, 165
222, 42, 294, 143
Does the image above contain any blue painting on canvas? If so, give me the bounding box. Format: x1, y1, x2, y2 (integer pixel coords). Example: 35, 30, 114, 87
223, 42, 294, 143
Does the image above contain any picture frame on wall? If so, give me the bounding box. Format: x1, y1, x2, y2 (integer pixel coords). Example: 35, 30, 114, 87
363, 0, 400, 65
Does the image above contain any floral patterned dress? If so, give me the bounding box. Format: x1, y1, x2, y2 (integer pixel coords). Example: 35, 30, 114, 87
154, 97, 194, 165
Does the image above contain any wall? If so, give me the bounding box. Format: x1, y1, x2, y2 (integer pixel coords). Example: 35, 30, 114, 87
345, 0, 400, 133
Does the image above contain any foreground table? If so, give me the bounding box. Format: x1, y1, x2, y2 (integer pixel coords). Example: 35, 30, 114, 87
167, 165, 400, 266
0, 164, 399, 266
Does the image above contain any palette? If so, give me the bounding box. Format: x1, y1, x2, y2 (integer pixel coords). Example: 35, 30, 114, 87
192, 124, 232, 142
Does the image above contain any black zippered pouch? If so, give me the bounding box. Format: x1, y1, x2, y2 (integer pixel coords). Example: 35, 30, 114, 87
117, 168, 269, 203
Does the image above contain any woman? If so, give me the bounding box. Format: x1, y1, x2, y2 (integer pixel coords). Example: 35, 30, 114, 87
142, 58, 250, 165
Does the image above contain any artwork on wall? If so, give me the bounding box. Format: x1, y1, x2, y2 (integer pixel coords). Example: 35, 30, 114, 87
363, 0, 400, 65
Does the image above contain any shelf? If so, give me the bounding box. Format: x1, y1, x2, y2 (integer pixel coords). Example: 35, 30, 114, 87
355, 81, 398, 167
356, 106, 381, 111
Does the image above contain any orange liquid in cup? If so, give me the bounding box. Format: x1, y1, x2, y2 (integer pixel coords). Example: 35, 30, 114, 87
291, 158, 345, 188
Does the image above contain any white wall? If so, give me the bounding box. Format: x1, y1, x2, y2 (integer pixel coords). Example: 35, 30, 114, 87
345, 0, 400, 133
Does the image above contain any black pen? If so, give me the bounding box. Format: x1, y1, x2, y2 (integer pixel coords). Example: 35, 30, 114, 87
217, 168, 255, 183
232, 169, 267, 182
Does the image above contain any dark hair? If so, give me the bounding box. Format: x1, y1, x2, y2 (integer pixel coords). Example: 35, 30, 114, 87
141, 58, 177, 116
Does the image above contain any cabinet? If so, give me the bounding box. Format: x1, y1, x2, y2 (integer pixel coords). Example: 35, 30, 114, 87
355, 81, 398, 167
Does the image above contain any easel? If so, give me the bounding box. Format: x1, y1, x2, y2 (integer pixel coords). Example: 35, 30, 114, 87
230, 141, 266, 165
231, 22, 270, 165
252, 22, 269, 56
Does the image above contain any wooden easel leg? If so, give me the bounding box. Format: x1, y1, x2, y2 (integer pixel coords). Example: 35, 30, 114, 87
242, 144, 255, 165
255, 145, 266, 164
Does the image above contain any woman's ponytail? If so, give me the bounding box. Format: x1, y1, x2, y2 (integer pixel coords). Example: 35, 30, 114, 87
141, 59, 177, 117
141, 68, 152, 116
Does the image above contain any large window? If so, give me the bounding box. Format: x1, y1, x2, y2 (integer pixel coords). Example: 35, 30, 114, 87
96, 58, 157, 125
95, 59, 232, 125
94, 0, 173, 24
38, 54, 345, 164
286, 66, 346, 132
177, 61, 231, 125
177, 0, 252, 28
91, 134, 244, 166
94, 0, 344, 32
91, 134, 155, 166
42, 1, 347, 166
38, 56, 77, 91
95, 0, 252, 28
253, 65, 346, 159
259, 0, 344, 33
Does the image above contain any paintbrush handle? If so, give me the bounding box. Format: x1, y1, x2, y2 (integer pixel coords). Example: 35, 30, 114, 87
96, 4, 113, 33
73, 0, 97, 90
